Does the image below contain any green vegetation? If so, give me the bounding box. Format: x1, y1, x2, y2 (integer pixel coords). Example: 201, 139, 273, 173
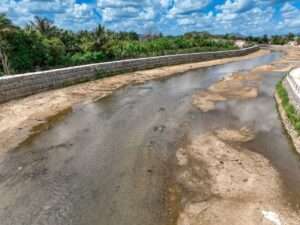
0, 15, 238, 75
276, 80, 300, 135
0, 14, 16, 75
226, 32, 300, 46
1, 13, 299, 76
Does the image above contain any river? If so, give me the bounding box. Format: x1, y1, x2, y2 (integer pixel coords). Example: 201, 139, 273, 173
0, 51, 299, 225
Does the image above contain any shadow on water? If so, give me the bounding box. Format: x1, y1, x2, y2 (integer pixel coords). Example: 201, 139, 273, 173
1, 51, 299, 225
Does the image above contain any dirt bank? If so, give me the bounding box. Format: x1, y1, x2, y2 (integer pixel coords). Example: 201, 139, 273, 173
275, 81, 300, 155
262, 45, 300, 72
0, 49, 269, 154
271, 46, 300, 155
175, 129, 300, 225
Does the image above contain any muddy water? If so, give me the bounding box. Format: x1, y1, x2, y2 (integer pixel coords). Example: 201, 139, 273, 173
1, 52, 299, 225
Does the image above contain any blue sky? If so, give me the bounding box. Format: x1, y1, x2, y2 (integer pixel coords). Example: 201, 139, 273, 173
1, 0, 300, 36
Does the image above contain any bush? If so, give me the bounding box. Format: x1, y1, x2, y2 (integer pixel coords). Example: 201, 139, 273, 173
104, 37, 237, 60
70, 51, 106, 65
42, 37, 66, 66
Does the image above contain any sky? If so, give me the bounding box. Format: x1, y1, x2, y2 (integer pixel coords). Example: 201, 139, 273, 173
0, 0, 300, 36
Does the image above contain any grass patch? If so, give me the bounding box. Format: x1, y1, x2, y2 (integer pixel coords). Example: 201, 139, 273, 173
276, 80, 300, 135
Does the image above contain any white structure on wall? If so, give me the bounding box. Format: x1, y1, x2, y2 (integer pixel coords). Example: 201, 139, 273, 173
288, 41, 298, 47
234, 40, 247, 48
287, 67, 300, 103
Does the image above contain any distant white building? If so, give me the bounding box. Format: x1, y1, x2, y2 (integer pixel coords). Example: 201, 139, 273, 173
234, 40, 247, 48
288, 41, 298, 47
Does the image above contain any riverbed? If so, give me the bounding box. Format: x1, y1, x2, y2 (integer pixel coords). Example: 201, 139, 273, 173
0, 51, 299, 225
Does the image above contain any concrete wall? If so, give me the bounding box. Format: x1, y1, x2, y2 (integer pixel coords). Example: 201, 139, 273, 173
286, 68, 300, 107
0, 46, 259, 103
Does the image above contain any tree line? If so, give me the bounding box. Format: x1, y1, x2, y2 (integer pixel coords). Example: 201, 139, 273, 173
0, 15, 238, 76
223, 33, 300, 45
1, 13, 297, 76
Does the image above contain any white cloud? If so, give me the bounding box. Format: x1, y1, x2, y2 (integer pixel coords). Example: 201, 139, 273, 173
96, 0, 163, 33
160, 0, 172, 8
215, 0, 276, 35
55, 3, 99, 31
218, 0, 254, 13
278, 2, 300, 30
0, 0, 99, 30
168, 0, 211, 17
23, 0, 74, 14
0, 0, 299, 35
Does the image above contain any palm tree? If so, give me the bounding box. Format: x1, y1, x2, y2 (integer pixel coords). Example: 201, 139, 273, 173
0, 14, 14, 32
29, 16, 55, 36
0, 14, 16, 75
93, 25, 107, 51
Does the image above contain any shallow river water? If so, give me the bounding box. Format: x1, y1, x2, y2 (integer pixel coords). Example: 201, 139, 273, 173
0, 52, 299, 225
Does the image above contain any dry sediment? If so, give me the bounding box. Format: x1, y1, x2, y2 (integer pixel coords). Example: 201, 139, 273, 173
192, 72, 260, 112
175, 129, 300, 225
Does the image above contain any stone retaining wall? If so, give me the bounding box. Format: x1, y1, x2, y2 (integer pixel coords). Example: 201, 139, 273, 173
0, 46, 259, 103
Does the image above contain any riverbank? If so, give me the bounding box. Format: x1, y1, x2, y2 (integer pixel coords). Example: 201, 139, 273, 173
275, 79, 300, 155
0, 49, 269, 154
272, 46, 300, 156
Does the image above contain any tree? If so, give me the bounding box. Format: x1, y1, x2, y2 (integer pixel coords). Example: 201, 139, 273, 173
271, 35, 287, 45
0, 14, 16, 74
78, 31, 95, 52
58, 30, 81, 53
92, 25, 108, 51
115, 31, 139, 41
0, 16, 239, 75
262, 35, 269, 44
287, 32, 295, 41
29, 16, 56, 37
7, 31, 48, 73
42, 37, 66, 66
